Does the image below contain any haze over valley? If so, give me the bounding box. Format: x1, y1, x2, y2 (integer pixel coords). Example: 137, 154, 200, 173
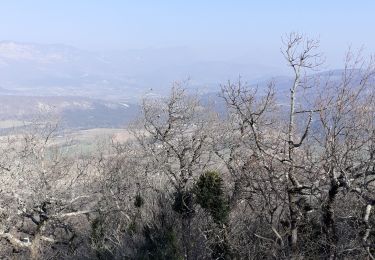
0, 40, 360, 132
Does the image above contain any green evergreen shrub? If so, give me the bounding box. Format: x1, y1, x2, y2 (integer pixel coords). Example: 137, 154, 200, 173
194, 171, 229, 225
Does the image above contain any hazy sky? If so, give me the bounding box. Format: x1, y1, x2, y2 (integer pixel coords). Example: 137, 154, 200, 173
0, 1, 374, 68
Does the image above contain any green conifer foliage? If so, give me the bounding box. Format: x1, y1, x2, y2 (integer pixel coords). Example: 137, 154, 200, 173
194, 171, 229, 225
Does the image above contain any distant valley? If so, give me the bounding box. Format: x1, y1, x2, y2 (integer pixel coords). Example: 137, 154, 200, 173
0, 41, 361, 132
0, 41, 284, 131
0, 95, 138, 131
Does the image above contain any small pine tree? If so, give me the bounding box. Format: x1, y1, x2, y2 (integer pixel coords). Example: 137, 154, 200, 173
194, 171, 229, 225
194, 171, 234, 259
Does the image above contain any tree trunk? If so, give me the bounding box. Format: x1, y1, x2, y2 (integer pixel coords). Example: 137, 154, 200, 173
288, 187, 300, 259
182, 217, 192, 260
322, 179, 339, 260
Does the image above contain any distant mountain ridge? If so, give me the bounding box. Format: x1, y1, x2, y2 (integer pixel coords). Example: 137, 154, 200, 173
0, 41, 282, 99
0, 41, 368, 130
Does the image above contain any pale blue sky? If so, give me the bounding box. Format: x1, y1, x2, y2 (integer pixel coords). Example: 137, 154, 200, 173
0, 1, 374, 68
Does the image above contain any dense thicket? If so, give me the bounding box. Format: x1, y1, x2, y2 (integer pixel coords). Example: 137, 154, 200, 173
0, 33, 374, 259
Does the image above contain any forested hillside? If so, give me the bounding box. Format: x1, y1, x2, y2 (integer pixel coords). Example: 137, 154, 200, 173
0, 33, 374, 260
